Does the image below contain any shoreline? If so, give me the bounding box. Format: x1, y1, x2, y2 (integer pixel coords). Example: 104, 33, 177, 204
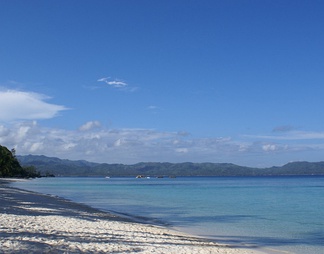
1, 179, 268, 253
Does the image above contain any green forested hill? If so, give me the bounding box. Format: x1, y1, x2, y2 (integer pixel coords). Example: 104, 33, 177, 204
0, 145, 40, 178
17, 154, 324, 177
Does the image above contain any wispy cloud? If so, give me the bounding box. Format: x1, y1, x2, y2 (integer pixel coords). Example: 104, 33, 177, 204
97, 76, 138, 92
147, 105, 158, 110
244, 130, 324, 140
147, 105, 162, 114
272, 125, 294, 133
0, 89, 68, 122
97, 77, 127, 88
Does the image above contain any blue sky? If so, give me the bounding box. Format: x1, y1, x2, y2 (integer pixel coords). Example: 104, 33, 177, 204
1, 0, 324, 167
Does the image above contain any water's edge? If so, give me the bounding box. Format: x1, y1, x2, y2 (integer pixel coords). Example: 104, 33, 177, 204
6, 178, 291, 254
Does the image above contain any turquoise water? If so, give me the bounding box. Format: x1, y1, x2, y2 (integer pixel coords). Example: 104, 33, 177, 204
13, 176, 324, 254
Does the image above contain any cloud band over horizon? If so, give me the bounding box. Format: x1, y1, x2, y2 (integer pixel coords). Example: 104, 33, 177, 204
1, 120, 324, 167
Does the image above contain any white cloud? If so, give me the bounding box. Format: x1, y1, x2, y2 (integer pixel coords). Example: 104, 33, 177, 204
107, 80, 127, 87
29, 142, 44, 153
79, 121, 101, 131
97, 77, 110, 82
0, 125, 10, 136
97, 77, 128, 88
97, 76, 138, 92
114, 138, 124, 147
262, 144, 277, 152
0, 90, 67, 122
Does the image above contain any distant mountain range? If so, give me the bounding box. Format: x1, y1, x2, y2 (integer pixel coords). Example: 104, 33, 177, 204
17, 155, 324, 177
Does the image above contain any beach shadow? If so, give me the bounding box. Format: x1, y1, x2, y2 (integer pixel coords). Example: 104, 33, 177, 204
0, 185, 130, 222
1, 185, 228, 252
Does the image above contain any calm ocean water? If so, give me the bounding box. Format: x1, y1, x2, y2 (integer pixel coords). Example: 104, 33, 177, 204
13, 176, 324, 254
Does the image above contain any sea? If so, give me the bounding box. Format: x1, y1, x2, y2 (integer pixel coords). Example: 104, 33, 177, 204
12, 176, 324, 254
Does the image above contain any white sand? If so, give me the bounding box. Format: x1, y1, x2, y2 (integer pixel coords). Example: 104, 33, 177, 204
0, 181, 265, 254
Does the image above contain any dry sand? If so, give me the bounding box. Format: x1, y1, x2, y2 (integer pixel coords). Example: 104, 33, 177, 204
0, 180, 265, 254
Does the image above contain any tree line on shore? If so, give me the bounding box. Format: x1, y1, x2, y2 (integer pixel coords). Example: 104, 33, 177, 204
0, 145, 40, 178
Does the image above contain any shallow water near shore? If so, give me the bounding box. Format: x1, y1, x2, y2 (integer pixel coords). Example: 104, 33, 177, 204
13, 176, 324, 254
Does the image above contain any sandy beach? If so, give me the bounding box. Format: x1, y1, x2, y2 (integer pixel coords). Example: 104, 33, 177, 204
0, 180, 265, 254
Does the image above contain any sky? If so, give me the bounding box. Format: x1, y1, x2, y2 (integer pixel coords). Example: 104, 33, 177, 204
1, 0, 324, 167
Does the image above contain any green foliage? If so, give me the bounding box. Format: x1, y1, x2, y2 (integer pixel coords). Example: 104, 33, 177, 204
0, 145, 40, 178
